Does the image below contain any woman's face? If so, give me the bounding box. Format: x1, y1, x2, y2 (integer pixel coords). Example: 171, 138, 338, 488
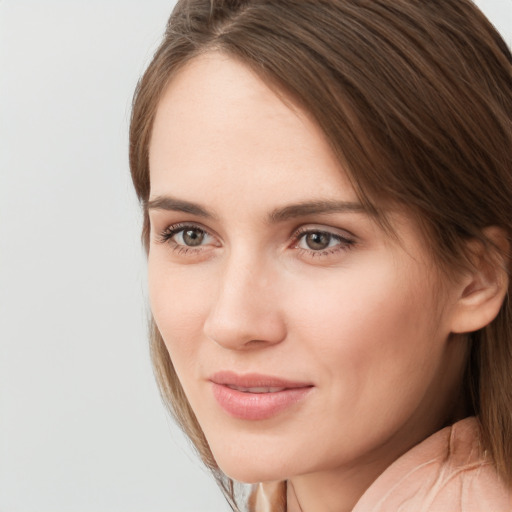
148, 53, 468, 483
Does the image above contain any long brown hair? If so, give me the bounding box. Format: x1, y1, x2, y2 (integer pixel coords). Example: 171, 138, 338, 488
129, 1, 512, 509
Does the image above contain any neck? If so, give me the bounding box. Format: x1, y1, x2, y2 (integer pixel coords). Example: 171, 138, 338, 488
285, 408, 464, 512
286, 459, 390, 512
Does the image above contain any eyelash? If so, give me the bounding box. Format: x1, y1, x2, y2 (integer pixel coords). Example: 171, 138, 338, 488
156, 223, 356, 258
293, 226, 356, 257
157, 223, 213, 255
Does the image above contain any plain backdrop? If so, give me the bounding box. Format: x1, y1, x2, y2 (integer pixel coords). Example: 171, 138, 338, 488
0, 1, 510, 511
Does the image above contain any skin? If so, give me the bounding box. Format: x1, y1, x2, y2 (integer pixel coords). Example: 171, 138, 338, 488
147, 53, 471, 512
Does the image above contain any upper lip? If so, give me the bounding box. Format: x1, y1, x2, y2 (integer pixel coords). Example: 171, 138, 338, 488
209, 371, 313, 389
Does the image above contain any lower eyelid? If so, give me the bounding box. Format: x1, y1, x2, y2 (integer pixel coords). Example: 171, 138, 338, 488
156, 223, 355, 255
171, 244, 205, 255
157, 224, 222, 252
297, 242, 355, 259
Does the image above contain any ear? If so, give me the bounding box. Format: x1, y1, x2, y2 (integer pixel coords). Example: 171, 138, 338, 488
450, 227, 510, 334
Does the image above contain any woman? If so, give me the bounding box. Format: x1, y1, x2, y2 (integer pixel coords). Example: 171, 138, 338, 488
129, 1, 512, 510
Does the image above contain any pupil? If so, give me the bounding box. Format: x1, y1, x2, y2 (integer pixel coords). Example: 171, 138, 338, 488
306, 232, 330, 250
183, 229, 204, 246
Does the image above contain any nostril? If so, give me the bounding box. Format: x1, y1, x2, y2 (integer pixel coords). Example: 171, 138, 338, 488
245, 339, 269, 346
202, 262, 287, 349
204, 312, 286, 350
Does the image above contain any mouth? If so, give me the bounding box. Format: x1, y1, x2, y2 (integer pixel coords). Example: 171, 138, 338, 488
225, 385, 288, 393
209, 371, 313, 420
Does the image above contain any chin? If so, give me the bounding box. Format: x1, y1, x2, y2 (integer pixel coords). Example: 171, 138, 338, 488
221, 466, 286, 484
212, 448, 292, 484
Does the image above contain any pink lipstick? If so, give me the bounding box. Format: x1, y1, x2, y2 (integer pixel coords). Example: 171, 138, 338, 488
209, 372, 313, 420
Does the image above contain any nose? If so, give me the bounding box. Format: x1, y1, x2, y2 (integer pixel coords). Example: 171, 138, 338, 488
203, 252, 287, 350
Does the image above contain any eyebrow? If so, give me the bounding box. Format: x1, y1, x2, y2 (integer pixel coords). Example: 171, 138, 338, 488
146, 195, 367, 222
146, 196, 216, 219
268, 200, 367, 222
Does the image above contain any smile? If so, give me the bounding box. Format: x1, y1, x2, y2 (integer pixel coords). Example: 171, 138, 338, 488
226, 385, 287, 393
209, 372, 313, 420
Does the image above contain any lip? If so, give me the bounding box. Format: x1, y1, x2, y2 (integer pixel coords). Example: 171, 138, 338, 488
209, 371, 313, 421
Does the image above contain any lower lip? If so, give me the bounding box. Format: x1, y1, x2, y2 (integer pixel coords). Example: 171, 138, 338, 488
211, 383, 312, 420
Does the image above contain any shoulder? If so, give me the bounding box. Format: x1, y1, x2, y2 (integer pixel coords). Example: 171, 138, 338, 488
249, 418, 512, 512
353, 417, 512, 512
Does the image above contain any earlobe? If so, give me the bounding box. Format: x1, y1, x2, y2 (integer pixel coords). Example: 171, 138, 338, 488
450, 227, 510, 334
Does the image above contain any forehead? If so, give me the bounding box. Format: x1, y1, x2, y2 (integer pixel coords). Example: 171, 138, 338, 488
148, 53, 357, 207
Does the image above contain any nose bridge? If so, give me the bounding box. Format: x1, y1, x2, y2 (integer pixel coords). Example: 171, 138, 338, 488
203, 247, 285, 349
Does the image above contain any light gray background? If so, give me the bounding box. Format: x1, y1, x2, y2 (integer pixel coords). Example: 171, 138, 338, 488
0, 1, 510, 511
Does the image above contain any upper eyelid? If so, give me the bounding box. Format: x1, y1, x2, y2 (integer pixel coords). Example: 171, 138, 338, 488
155, 221, 357, 246
293, 224, 356, 239
293, 227, 356, 247
161, 223, 354, 237
159, 222, 216, 238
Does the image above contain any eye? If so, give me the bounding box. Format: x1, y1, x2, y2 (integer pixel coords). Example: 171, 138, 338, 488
299, 231, 337, 251
158, 223, 217, 249
294, 227, 355, 255
176, 227, 207, 247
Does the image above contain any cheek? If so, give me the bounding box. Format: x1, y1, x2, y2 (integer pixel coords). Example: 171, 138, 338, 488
276, 264, 449, 466
285, 261, 442, 389
147, 257, 212, 369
